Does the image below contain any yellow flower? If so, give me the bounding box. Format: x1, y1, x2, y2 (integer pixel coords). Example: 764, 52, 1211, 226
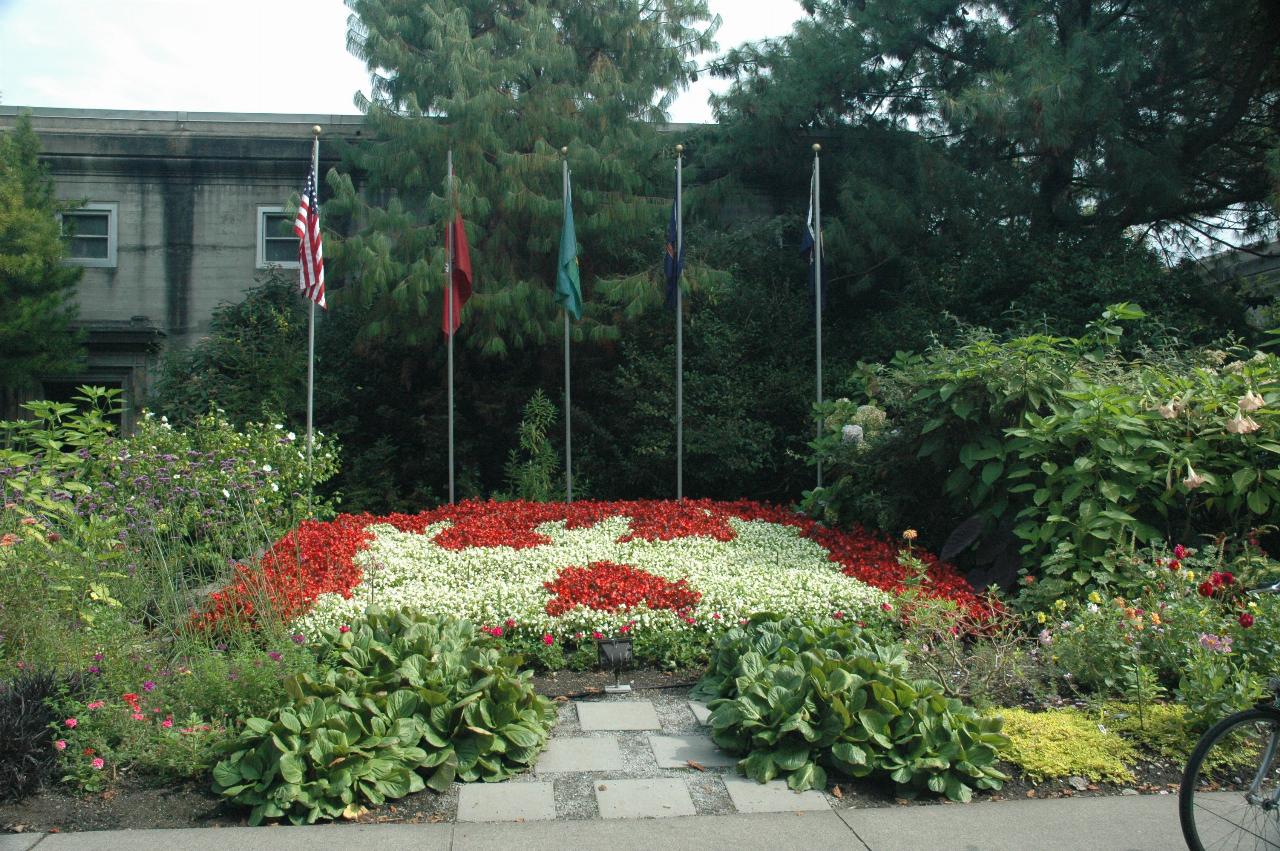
1249, 601, 1258, 609
1149, 612, 1161, 626
1036, 612, 1047, 624
1184, 571, 1196, 583
902, 529, 919, 542
1087, 591, 1103, 605
1053, 599, 1067, 612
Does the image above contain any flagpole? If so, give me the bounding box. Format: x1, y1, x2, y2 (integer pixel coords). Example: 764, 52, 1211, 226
306, 126, 320, 511
562, 147, 573, 504
446, 150, 456, 505
813, 143, 823, 490
675, 144, 684, 501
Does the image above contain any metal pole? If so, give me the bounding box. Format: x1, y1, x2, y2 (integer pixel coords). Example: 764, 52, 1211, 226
446, 150, 455, 504
305, 129, 320, 510
813, 143, 823, 490
563, 154, 573, 503
675, 144, 684, 501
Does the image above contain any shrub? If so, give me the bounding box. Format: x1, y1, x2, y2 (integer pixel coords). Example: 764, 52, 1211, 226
0, 670, 63, 801
807, 305, 1280, 594
212, 609, 554, 825
696, 617, 1009, 801
996, 707, 1135, 783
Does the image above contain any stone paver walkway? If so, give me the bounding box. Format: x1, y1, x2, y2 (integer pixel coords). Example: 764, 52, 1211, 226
479, 692, 833, 823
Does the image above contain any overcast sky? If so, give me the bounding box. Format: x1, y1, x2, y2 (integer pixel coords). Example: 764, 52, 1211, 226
0, 0, 799, 123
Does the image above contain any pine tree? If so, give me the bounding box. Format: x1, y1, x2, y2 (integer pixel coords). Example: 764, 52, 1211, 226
328, 0, 719, 354
0, 114, 82, 396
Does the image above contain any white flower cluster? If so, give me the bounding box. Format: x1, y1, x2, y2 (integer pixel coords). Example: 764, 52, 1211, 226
292, 515, 890, 638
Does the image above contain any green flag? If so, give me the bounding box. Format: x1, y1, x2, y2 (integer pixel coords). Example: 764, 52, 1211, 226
556, 174, 583, 321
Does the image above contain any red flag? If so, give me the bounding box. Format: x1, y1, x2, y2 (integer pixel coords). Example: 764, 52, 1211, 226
442, 213, 472, 336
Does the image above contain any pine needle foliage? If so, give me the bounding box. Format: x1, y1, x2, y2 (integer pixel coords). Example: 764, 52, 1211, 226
329, 0, 720, 355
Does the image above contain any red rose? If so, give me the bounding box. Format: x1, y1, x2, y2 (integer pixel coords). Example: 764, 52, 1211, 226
1239, 613, 1254, 628
1198, 582, 1215, 598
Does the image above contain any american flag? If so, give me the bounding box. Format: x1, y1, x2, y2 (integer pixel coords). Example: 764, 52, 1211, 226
293, 164, 326, 308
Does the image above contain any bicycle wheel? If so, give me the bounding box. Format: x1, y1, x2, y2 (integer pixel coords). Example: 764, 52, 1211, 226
1181, 707, 1280, 851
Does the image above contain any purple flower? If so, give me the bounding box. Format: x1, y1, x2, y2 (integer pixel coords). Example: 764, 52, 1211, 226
268, 651, 282, 662
291, 633, 305, 645
143, 680, 156, 692
93, 653, 104, 662
87, 666, 101, 675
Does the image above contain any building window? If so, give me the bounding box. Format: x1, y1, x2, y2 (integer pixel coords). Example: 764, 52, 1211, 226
257, 206, 300, 269
59, 202, 118, 267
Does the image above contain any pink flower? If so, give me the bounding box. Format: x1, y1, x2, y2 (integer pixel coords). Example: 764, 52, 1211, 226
711, 612, 721, 620
64, 718, 77, 729
54, 739, 67, 751
268, 651, 283, 661
505, 618, 516, 629
338, 625, 350, 634
881, 603, 894, 612
142, 680, 156, 692
162, 716, 173, 729
592, 631, 604, 640
1173, 544, 1187, 560
86, 701, 105, 710
542, 633, 554, 646
131, 712, 145, 721
833, 611, 844, 620
91, 757, 104, 770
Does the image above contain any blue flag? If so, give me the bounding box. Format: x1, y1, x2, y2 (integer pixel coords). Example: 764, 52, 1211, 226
664, 187, 684, 309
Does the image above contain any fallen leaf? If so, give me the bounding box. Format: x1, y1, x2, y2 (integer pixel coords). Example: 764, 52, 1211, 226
686, 760, 706, 772
832, 785, 844, 799
598, 784, 608, 791
428, 815, 445, 824
553, 695, 569, 702
1026, 790, 1036, 798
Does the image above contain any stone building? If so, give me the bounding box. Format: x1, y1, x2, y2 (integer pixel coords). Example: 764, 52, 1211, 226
0, 106, 365, 427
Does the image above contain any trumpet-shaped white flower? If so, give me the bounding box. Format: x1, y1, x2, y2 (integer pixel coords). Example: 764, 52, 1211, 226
1238, 391, 1265, 413
1183, 464, 1208, 490
1225, 415, 1261, 435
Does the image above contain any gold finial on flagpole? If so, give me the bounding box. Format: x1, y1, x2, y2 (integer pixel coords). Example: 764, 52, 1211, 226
675, 144, 683, 155
561, 146, 568, 156
313, 125, 322, 136
812, 143, 821, 153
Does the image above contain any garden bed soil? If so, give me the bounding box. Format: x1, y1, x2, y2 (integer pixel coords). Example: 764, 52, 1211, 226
0, 676, 1185, 835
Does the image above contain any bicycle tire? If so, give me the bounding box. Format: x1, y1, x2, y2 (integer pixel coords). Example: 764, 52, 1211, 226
1180, 706, 1280, 851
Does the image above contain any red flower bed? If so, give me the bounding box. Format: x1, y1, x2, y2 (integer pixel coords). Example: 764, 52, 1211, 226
193, 499, 987, 631
544, 561, 702, 617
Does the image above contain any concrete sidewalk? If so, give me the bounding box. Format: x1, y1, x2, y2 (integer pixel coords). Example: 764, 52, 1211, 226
0, 794, 1186, 851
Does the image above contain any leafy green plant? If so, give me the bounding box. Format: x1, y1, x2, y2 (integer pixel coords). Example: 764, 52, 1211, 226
809, 305, 1280, 594
696, 617, 1009, 801
212, 609, 554, 824
500, 390, 562, 502
995, 707, 1135, 783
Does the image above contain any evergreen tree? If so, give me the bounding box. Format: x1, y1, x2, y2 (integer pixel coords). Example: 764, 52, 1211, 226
713, 0, 1278, 240
329, 0, 719, 354
0, 114, 82, 395
694, 0, 1275, 354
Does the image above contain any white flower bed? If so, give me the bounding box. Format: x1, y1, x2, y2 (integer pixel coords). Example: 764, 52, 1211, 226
293, 515, 890, 637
